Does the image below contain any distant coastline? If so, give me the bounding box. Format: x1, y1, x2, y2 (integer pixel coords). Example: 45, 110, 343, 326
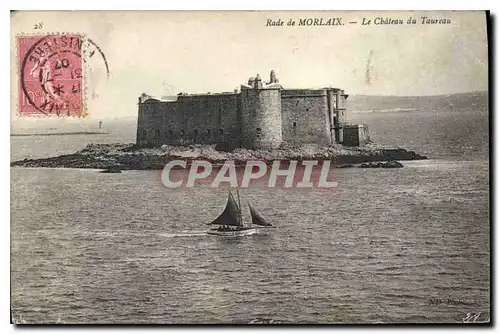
11, 131, 109, 137
347, 91, 488, 113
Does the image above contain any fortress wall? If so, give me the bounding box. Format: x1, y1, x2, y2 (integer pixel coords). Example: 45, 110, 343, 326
176, 94, 241, 147
137, 93, 241, 147
136, 104, 148, 145
160, 101, 184, 145
281, 89, 332, 145
137, 102, 178, 145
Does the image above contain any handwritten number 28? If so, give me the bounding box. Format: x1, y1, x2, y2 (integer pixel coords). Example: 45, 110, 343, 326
33, 22, 43, 30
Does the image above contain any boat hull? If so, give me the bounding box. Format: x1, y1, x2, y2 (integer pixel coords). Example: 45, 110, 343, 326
207, 228, 258, 237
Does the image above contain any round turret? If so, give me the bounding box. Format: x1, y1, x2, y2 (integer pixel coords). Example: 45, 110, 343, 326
240, 84, 282, 149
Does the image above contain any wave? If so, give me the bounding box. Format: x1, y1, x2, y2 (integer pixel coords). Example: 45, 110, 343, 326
159, 231, 208, 238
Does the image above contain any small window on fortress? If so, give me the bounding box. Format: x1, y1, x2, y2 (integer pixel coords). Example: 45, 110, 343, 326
256, 128, 262, 135
181, 130, 185, 136
293, 122, 297, 128
219, 129, 224, 135
169, 130, 173, 136
155, 130, 161, 139
207, 129, 211, 135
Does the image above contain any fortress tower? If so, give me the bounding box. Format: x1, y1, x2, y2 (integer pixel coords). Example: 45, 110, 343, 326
327, 88, 347, 143
240, 71, 283, 149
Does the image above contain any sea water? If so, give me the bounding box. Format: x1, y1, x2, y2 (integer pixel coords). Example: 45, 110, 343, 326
10, 109, 490, 323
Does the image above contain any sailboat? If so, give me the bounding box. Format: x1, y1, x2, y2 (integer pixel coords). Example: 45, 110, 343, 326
207, 189, 275, 236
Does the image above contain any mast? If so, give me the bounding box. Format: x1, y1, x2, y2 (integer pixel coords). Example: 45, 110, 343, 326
236, 188, 241, 213
236, 188, 242, 226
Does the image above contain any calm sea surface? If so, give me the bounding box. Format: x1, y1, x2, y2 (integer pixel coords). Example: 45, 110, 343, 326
11, 110, 490, 324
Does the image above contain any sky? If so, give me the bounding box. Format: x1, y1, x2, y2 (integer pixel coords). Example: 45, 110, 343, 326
11, 10, 488, 119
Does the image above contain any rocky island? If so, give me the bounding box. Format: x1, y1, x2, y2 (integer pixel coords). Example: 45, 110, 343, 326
10, 142, 426, 171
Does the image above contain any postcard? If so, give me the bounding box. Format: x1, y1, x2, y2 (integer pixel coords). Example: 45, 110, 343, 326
10, 10, 490, 324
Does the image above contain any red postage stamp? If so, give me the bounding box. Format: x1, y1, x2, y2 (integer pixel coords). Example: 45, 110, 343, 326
17, 34, 85, 117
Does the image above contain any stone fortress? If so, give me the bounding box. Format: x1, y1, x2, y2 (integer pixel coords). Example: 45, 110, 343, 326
136, 71, 370, 149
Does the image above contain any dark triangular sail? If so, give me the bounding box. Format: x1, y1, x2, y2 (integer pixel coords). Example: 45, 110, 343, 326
208, 191, 242, 227
249, 204, 273, 227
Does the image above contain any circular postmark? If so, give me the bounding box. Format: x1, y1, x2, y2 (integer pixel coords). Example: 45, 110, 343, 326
85, 38, 110, 78
18, 34, 110, 117
82, 38, 110, 103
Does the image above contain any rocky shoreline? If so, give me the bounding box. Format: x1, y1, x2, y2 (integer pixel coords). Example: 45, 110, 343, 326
10, 143, 427, 170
